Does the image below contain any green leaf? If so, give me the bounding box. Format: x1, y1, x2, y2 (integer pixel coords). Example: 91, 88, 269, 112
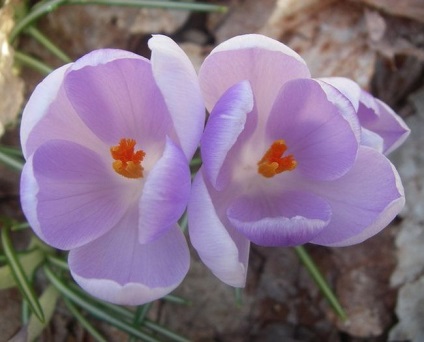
64, 0, 227, 13
0, 149, 24, 171
9, 0, 68, 43
0, 145, 23, 158
25, 26, 72, 63
1, 227, 45, 322
14, 51, 54, 75
27, 285, 60, 341
64, 298, 107, 342
0, 248, 44, 290
43, 265, 160, 342
294, 246, 347, 320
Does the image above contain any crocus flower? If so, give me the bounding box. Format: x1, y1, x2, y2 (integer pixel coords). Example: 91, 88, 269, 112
188, 34, 409, 287
20, 35, 204, 305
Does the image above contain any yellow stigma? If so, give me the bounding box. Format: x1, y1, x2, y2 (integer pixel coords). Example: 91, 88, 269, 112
110, 138, 145, 179
257, 139, 297, 178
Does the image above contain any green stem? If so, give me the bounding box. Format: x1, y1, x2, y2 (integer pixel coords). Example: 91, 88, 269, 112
25, 26, 72, 63
294, 246, 347, 320
14, 51, 53, 75
65, 0, 227, 12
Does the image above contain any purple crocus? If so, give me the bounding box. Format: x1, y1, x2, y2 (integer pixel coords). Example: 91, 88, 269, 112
188, 34, 409, 287
20, 35, 204, 305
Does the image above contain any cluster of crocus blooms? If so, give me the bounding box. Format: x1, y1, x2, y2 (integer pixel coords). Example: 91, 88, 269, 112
20, 34, 410, 305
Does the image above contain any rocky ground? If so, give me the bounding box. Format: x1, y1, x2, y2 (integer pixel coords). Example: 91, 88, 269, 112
1, 0, 424, 341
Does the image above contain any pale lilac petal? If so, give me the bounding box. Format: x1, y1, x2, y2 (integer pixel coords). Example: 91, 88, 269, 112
22, 140, 134, 250
70, 49, 143, 71
310, 146, 405, 246
20, 64, 104, 160
138, 138, 190, 243
316, 79, 361, 143
199, 34, 310, 117
227, 191, 331, 247
188, 172, 249, 287
69, 208, 189, 305
358, 97, 410, 154
319, 77, 361, 111
267, 78, 358, 180
65, 55, 172, 146
201, 81, 253, 190
361, 128, 384, 153
149, 35, 205, 160
20, 64, 70, 158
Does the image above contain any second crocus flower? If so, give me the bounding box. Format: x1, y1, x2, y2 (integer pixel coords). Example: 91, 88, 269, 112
188, 34, 409, 287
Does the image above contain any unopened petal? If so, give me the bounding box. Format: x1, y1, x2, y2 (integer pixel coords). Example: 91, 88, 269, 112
69, 208, 189, 305
199, 34, 310, 117
227, 191, 331, 246
149, 35, 205, 160
310, 146, 405, 246
21, 140, 132, 250
138, 137, 190, 244
201, 80, 254, 190
267, 79, 358, 180
188, 172, 249, 287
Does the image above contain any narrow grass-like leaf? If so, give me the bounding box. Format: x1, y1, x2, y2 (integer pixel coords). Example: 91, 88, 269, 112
65, 0, 227, 12
64, 298, 107, 342
67, 282, 188, 342
0, 148, 24, 171
0, 145, 23, 158
25, 26, 72, 63
9, 0, 68, 42
0, 248, 44, 290
1, 227, 45, 322
129, 303, 152, 342
27, 285, 59, 341
294, 246, 347, 320
44, 265, 160, 342
14, 51, 54, 75
21, 299, 30, 325
234, 287, 243, 307
143, 320, 190, 342
46, 254, 69, 271
164, 294, 191, 306
11, 221, 30, 231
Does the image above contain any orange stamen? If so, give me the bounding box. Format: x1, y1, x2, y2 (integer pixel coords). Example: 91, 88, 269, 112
110, 138, 145, 179
257, 139, 297, 178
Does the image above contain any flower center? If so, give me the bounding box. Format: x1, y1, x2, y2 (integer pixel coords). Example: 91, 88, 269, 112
110, 138, 145, 179
257, 139, 297, 178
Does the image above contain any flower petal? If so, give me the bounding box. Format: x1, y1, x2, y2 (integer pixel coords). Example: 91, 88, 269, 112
149, 34, 205, 160
188, 172, 249, 287
64, 52, 172, 146
227, 191, 331, 247
267, 78, 358, 180
21, 140, 133, 250
138, 137, 191, 244
310, 146, 405, 246
199, 34, 310, 117
358, 97, 410, 154
20, 64, 105, 160
321, 77, 410, 154
69, 208, 189, 305
20, 64, 69, 158
201, 80, 254, 190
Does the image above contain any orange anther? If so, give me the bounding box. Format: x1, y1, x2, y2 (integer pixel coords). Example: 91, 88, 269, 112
110, 138, 145, 179
257, 140, 297, 178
